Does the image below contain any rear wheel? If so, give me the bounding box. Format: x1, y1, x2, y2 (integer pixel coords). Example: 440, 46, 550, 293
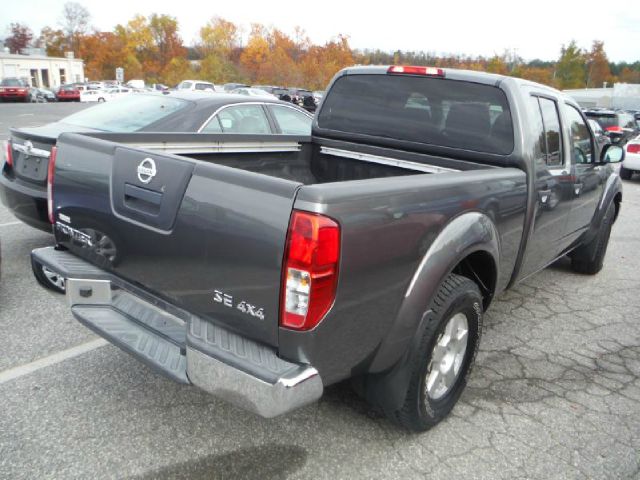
389, 273, 482, 431
620, 166, 632, 180
570, 202, 615, 275
32, 259, 66, 293
98, 97, 105, 103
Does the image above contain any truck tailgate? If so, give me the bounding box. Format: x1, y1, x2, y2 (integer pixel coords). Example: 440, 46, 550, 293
52, 133, 301, 347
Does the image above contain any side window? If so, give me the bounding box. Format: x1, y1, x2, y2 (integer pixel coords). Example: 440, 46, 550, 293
538, 97, 563, 167
269, 105, 312, 135
201, 115, 223, 133
565, 105, 594, 164
216, 105, 271, 134
529, 96, 546, 163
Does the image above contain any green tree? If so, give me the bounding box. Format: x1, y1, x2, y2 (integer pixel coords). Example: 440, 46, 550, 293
555, 41, 585, 89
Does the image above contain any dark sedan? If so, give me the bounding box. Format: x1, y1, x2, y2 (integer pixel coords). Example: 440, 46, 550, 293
1, 91, 312, 230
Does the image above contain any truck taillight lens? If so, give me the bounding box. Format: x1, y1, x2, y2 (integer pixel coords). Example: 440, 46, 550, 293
606, 126, 623, 133
3, 140, 12, 167
280, 211, 340, 331
627, 144, 640, 154
47, 146, 57, 224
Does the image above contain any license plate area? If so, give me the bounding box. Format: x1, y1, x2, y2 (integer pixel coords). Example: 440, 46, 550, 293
14, 153, 49, 182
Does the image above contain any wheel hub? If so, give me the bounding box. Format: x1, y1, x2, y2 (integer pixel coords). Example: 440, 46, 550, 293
425, 312, 469, 400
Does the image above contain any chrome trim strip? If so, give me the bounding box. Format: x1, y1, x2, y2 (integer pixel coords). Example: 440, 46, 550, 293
139, 141, 302, 154
13, 143, 51, 158
319, 146, 459, 174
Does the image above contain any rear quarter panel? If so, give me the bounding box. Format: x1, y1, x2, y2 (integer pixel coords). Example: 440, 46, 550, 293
280, 168, 527, 384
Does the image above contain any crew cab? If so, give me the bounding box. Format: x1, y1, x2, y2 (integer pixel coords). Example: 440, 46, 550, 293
31, 66, 624, 431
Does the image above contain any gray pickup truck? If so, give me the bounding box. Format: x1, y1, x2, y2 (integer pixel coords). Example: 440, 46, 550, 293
31, 66, 624, 431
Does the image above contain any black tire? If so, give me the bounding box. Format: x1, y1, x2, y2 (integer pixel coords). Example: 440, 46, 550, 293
31, 258, 66, 294
619, 166, 632, 180
570, 202, 615, 275
390, 273, 483, 432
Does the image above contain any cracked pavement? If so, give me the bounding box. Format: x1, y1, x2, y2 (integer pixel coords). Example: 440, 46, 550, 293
0, 104, 639, 479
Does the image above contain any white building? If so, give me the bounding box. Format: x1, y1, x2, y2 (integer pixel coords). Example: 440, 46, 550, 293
564, 84, 640, 110
0, 51, 84, 88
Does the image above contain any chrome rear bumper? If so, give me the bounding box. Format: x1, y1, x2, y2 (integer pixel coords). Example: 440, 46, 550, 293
32, 246, 323, 418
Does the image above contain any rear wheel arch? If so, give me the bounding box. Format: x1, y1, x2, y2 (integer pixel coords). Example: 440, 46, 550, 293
613, 192, 622, 223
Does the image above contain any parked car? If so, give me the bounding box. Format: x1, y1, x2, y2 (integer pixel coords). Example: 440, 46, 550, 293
126, 79, 145, 89
0, 91, 312, 247
80, 89, 109, 103
30, 65, 623, 432
620, 135, 640, 180
56, 85, 81, 102
0, 78, 32, 102
584, 109, 639, 145
230, 87, 277, 99
176, 80, 216, 92
104, 87, 133, 100
222, 83, 250, 92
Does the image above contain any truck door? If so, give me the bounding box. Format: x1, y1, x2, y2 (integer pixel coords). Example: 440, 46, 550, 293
519, 95, 574, 278
562, 104, 606, 241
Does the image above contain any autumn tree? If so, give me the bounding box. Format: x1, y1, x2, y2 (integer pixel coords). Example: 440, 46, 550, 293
555, 41, 585, 89
37, 27, 66, 57
198, 17, 242, 83
5, 23, 33, 54
486, 55, 509, 75
239, 24, 271, 83
59, 2, 90, 56
586, 41, 613, 88
619, 66, 640, 84
149, 14, 186, 77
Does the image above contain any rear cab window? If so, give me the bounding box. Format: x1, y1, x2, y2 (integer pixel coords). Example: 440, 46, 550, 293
317, 74, 514, 155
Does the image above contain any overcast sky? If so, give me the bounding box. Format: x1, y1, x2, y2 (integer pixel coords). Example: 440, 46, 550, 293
3, 0, 640, 62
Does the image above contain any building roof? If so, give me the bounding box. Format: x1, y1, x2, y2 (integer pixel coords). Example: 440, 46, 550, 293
0, 52, 83, 62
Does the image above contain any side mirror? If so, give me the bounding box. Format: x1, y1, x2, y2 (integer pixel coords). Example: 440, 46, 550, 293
601, 144, 624, 164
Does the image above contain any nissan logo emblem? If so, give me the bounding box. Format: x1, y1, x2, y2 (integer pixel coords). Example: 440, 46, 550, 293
137, 158, 157, 184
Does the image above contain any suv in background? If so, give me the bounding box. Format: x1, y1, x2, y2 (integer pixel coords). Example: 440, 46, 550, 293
584, 109, 639, 145
176, 80, 216, 92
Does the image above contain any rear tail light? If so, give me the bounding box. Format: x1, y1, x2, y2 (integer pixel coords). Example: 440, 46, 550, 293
3, 140, 12, 167
606, 126, 623, 133
280, 211, 340, 331
627, 144, 640, 154
47, 146, 58, 224
387, 65, 445, 77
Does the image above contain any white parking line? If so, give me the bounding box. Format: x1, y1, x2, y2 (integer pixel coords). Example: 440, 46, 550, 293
0, 221, 22, 228
0, 338, 108, 385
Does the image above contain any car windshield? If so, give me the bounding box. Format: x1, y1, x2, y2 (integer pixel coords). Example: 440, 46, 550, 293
60, 95, 190, 132
318, 74, 514, 155
1, 78, 24, 86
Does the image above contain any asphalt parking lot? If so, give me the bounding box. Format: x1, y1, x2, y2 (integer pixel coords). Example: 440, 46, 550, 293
0, 103, 639, 479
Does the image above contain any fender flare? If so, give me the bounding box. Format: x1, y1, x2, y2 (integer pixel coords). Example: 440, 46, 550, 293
361, 212, 500, 412
580, 172, 622, 246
